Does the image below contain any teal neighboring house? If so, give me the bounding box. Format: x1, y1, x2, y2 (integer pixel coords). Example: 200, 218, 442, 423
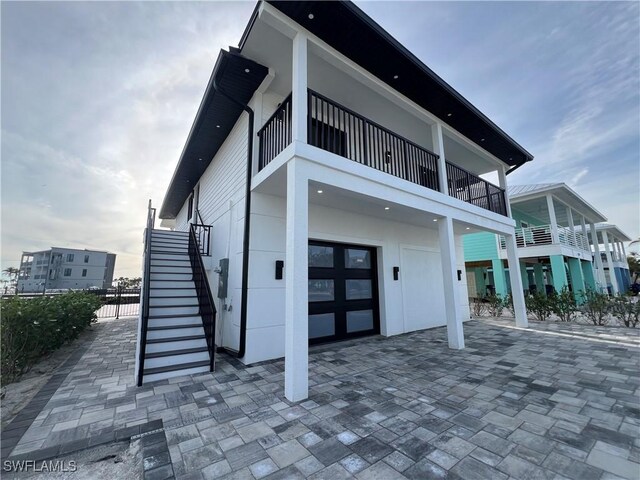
464, 183, 630, 300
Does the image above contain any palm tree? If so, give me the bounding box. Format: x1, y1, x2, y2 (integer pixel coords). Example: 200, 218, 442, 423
2, 267, 19, 293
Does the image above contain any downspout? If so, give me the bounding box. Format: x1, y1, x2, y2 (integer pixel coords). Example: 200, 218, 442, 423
212, 77, 253, 359
505, 158, 532, 175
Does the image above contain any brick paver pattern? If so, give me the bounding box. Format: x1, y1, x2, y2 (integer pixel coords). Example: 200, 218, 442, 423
7, 316, 640, 479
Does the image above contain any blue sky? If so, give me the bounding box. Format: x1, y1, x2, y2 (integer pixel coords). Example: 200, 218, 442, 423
2, 1, 638, 278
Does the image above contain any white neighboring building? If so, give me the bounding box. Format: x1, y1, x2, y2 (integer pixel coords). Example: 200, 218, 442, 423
17, 248, 116, 293
138, 0, 534, 400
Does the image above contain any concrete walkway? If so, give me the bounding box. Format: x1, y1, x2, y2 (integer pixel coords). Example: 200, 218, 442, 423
3, 316, 639, 479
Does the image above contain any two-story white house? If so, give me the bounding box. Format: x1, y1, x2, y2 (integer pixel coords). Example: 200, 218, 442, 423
137, 0, 534, 401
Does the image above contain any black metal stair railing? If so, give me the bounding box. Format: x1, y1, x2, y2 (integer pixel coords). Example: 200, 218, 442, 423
188, 220, 216, 372
137, 199, 155, 386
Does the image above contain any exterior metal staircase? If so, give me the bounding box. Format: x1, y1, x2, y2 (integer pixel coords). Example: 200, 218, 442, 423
137, 202, 216, 384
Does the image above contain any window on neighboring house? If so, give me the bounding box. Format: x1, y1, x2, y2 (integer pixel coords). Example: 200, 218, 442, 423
66, 254, 74, 262
84, 255, 90, 263
64, 268, 72, 277
82, 269, 87, 277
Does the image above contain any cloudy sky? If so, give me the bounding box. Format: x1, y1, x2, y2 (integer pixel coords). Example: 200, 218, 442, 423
2, 1, 638, 278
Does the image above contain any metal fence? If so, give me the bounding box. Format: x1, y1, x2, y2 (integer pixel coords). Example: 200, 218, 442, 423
92, 288, 140, 318
6, 288, 140, 318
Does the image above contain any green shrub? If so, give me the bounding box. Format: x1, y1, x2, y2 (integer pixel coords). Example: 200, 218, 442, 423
486, 294, 504, 317
525, 292, 552, 322
503, 294, 515, 317
610, 295, 639, 328
580, 288, 611, 326
0, 292, 102, 385
551, 286, 578, 322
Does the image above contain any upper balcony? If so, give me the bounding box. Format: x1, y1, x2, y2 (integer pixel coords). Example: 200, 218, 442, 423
498, 224, 590, 252
256, 89, 507, 217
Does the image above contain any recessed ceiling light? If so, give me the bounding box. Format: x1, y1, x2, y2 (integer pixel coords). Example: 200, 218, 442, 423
466, 227, 470, 230
384, 207, 390, 210
447, 113, 452, 117
317, 190, 323, 194
481, 138, 485, 142
393, 75, 399, 79
308, 13, 314, 19
216, 125, 220, 128
433, 218, 438, 222
198, 158, 203, 161
244, 68, 250, 73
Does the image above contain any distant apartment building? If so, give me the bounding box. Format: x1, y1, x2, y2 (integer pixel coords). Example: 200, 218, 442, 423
17, 248, 116, 293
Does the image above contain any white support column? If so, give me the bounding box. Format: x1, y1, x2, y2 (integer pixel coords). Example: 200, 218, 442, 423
437, 216, 464, 349
621, 241, 629, 267
284, 159, 309, 402
504, 233, 528, 327
431, 123, 448, 196
580, 216, 588, 250
546, 195, 559, 244
590, 223, 606, 291
497, 165, 512, 217
291, 32, 308, 144
602, 230, 619, 294
566, 207, 577, 248
615, 239, 624, 263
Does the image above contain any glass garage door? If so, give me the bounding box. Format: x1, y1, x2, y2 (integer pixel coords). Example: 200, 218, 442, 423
308, 241, 380, 345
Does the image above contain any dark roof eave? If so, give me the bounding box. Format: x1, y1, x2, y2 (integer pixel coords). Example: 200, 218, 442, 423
159, 51, 268, 219
265, 0, 534, 167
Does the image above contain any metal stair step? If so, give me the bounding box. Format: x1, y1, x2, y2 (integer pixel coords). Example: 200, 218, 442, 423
147, 335, 205, 344
145, 346, 208, 359
143, 360, 209, 376
147, 323, 203, 330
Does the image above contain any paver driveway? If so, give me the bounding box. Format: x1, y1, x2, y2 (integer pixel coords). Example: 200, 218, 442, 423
3, 316, 639, 479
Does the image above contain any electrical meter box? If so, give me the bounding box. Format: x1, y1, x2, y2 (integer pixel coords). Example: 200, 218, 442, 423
217, 258, 229, 299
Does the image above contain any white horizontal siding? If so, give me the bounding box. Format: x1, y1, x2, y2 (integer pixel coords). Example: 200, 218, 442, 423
174, 200, 190, 232
197, 115, 249, 225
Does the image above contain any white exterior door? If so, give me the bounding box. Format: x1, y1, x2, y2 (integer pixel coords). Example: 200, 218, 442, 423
401, 247, 446, 332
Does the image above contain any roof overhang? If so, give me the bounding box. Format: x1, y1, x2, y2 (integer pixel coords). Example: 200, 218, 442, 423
259, 0, 533, 169
595, 223, 632, 242
159, 50, 268, 219
509, 183, 607, 224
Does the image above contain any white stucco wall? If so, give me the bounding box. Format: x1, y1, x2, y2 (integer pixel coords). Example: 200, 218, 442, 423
243, 192, 471, 364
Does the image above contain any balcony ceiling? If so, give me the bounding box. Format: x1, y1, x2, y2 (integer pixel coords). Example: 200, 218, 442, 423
509, 183, 607, 225
262, 0, 534, 169
159, 50, 269, 219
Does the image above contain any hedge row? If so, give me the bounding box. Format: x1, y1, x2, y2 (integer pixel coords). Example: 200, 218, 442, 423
472, 287, 639, 327
0, 292, 102, 385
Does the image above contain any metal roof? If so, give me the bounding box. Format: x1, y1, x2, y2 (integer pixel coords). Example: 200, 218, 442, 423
508, 183, 607, 224
159, 50, 268, 219
594, 223, 632, 242
508, 183, 563, 197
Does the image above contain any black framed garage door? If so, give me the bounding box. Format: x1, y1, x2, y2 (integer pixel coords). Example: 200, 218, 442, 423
308, 241, 380, 345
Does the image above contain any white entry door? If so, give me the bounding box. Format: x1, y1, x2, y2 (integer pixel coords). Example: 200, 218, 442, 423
401, 247, 446, 332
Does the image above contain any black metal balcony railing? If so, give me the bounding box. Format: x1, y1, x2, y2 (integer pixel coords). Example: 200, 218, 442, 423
258, 94, 292, 170
308, 90, 440, 192
257, 89, 507, 216
445, 162, 507, 215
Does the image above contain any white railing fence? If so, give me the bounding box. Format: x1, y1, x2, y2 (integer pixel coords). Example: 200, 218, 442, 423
500, 224, 590, 251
